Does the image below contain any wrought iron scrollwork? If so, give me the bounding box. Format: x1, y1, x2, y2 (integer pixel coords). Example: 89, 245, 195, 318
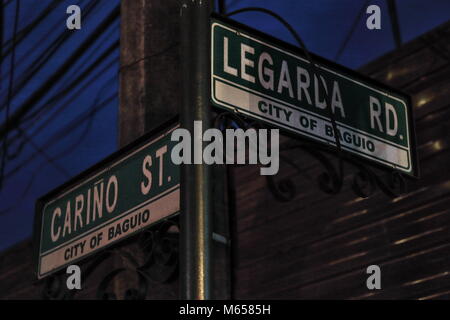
213, 110, 407, 201
42, 272, 68, 300
138, 219, 179, 285
264, 143, 345, 202
41, 218, 179, 300
96, 219, 179, 300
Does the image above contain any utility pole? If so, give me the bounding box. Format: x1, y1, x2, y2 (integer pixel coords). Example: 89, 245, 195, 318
120, 0, 181, 146
180, 0, 214, 300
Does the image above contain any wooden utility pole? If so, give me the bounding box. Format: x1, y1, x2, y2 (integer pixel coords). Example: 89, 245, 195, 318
119, 0, 181, 146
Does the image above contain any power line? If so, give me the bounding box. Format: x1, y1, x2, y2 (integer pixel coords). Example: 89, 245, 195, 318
0, 5, 120, 141
3, 93, 117, 183
218, 0, 226, 14
0, 0, 65, 61
334, 0, 369, 62
0, 89, 116, 215
0, 1, 117, 189
7, 46, 119, 158
0, 2, 73, 84
1, 0, 15, 10
0, 0, 20, 189
18, 37, 119, 130
55, 20, 119, 92
15, 126, 71, 177
0, 0, 4, 92
7, 58, 118, 160
0, 0, 101, 110
387, 0, 402, 48
1, 2, 120, 185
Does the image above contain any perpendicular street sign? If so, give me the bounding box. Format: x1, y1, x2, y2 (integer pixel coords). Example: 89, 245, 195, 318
33, 118, 180, 279
211, 16, 418, 177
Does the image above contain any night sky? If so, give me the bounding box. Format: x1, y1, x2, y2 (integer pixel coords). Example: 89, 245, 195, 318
0, 0, 449, 252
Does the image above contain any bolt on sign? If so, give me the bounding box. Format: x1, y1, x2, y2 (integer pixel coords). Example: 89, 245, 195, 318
211, 16, 418, 177
34, 119, 180, 279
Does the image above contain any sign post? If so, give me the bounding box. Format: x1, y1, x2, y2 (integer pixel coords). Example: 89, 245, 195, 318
34, 120, 180, 279
211, 16, 418, 177
180, 0, 213, 300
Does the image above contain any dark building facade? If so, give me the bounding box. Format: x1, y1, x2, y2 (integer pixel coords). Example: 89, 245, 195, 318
231, 20, 450, 299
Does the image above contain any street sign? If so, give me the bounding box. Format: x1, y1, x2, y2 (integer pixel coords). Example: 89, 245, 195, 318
211, 16, 418, 177
34, 119, 180, 279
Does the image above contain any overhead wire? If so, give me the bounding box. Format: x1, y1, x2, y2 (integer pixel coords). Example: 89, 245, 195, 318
0, 0, 65, 62
0, 1, 118, 189
1, 1, 119, 183
0, 88, 117, 215
0, 0, 20, 189
10, 24, 119, 135
0, 0, 4, 92
0, 4, 120, 141
7, 44, 119, 159
3, 90, 117, 182
0, 0, 100, 110
334, 0, 370, 62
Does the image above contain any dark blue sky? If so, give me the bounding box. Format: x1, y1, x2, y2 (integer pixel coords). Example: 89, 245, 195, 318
226, 0, 450, 68
0, 0, 119, 251
0, 0, 449, 252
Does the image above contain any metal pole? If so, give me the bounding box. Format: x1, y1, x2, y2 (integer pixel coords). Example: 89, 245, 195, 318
180, 0, 213, 300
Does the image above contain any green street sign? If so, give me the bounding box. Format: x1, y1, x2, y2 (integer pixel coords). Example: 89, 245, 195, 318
211, 16, 418, 177
34, 119, 180, 279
